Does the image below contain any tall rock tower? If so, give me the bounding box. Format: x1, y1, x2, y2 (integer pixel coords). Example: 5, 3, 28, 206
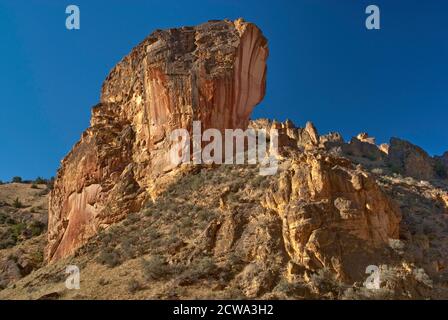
47, 19, 269, 262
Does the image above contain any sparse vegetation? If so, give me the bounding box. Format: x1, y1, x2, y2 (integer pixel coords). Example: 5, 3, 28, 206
34, 177, 47, 185
96, 248, 122, 268
127, 279, 143, 294
178, 256, 218, 284
309, 268, 344, 297
11, 176, 22, 183
12, 197, 23, 208
141, 255, 169, 280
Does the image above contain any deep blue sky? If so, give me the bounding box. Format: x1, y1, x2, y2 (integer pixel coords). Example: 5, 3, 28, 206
1, 0, 447, 181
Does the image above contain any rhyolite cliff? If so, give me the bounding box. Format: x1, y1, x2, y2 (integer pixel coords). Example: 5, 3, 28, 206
47, 19, 269, 262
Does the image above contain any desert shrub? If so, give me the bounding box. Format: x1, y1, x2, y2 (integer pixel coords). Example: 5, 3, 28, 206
188, 174, 203, 190
141, 255, 169, 280
123, 213, 139, 226
13, 197, 23, 208
179, 216, 193, 230
98, 278, 109, 286
10, 223, 26, 239
29, 220, 46, 237
0, 212, 7, 224
147, 227, 159, 241
274, 279, 309, 297
198, 209, 209, 221
222, 288, 246, 299
143, 209, 152, 217
31, 250, 44, 265
120, 236, 139, 260
162, 233, 181, 248
180, 256, 217, 282
251, 175, 265, 187
30, 183, 39, 189
0, 233, 16, 249
12, 176, 22, 183
150, 209, 162, 220
309, 268, 344, 296
127, 279, 143, 294
96, 248, 122, 268
34, 177, 47, 184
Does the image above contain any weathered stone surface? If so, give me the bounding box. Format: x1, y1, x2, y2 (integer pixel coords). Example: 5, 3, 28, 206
387, 137, 435, 180
47, 19, 268, 262
342, 133, 385, 161
320, 132, 344, 150
249, 119, 322, 150
262, 152, 401, 282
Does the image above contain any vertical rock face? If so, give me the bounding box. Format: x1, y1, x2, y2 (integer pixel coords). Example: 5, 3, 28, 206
387, 137, 436, 180
263, 153, 401, 282
47, 19, 268, 262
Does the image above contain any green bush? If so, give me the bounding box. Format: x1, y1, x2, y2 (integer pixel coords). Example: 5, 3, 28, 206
12, 176, 22, 183
141, 255, 168, 280
12, 197, 23, 208
34, 177, 47, 184
0, 212, 7, 224
127, 279, 143, 294
29, 221, 46, 237
96, 248, 122, 268
11, 223, 26, 239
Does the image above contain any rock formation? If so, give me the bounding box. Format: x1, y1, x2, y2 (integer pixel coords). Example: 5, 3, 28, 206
47, 19, 268, 262
387, 137, 436, 180
262, 152, 401, 282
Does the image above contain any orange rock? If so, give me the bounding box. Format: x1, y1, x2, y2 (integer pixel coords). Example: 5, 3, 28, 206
47, 19, 269, 262
262, 152, 401, 282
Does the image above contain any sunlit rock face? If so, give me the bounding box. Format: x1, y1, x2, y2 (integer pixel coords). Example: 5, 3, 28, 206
262, 152, 401, 282
47, 19, 269, 262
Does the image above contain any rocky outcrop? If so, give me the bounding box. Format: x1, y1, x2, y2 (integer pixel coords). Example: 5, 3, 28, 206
342, 133, 385, 161
47, 19, 269, 262
262, 152, 401, 282
249, 119, 322, 151
387, 138, 436, 180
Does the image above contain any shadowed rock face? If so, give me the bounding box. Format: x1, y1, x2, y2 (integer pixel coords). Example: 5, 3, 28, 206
47, 19, 269, 262
388, 137, 436, 180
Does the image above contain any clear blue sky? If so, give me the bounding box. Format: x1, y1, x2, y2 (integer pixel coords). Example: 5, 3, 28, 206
1, 0, 447, 181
